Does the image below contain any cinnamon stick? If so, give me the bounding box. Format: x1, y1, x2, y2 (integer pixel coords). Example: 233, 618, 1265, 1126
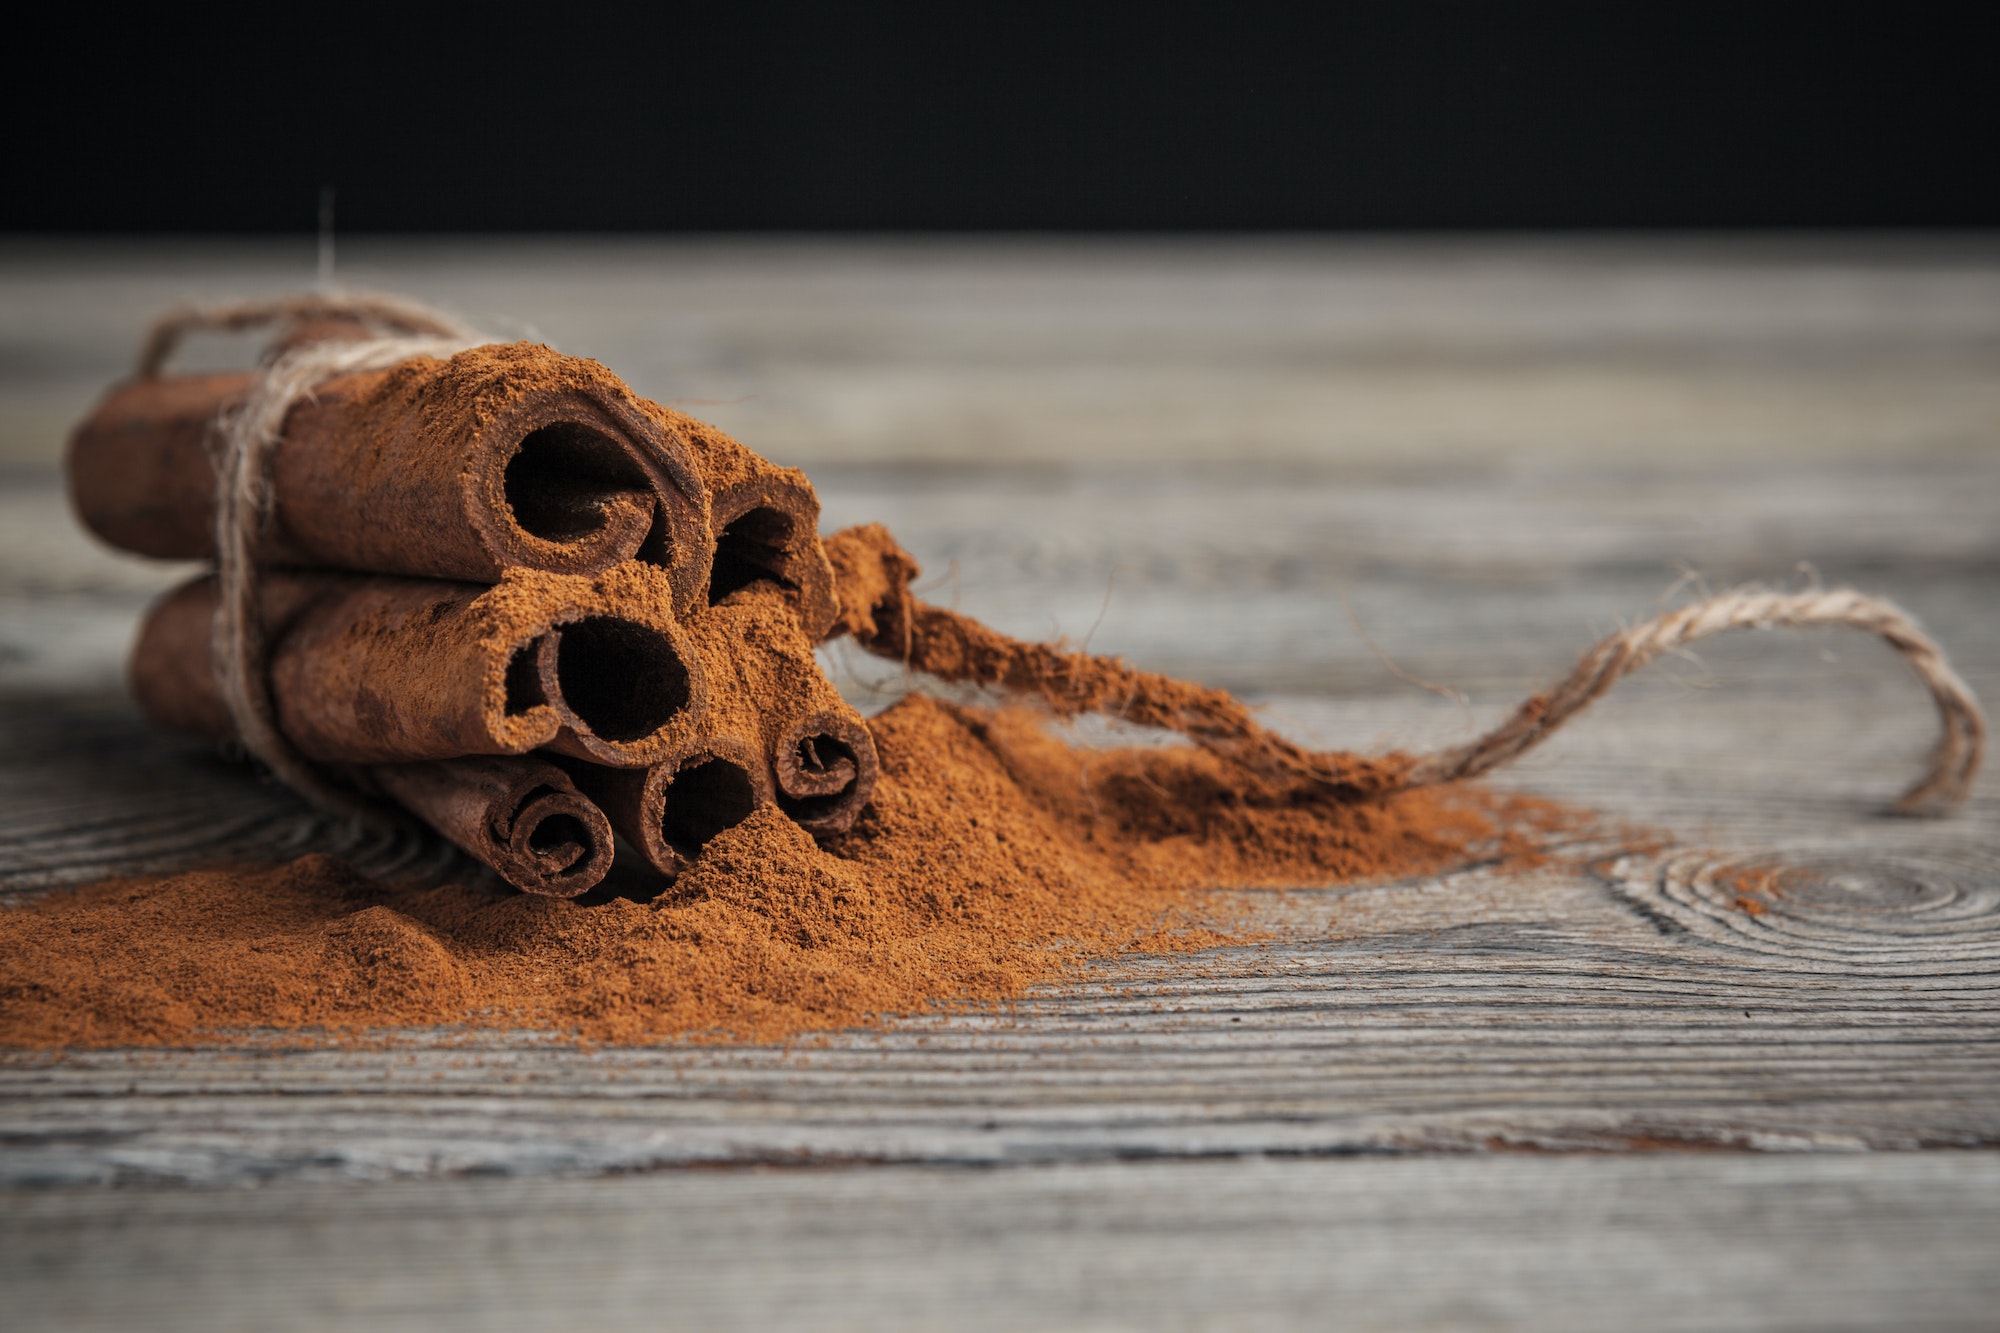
564, 735, 774, 879
772, 708, 880, 835
69, 343, 714, 612
132, 564, 708, 766
371, 757, 616, 898
644, 402, 838, 639
688, 585, 880, 836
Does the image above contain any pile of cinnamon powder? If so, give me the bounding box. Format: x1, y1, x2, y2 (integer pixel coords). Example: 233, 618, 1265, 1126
0, 695, 1553, 1049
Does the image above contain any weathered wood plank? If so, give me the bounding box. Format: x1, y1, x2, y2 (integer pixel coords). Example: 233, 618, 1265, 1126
3, 245, 1998, 1173
8, 1154, 2000, 1332
7, 235, 2000, 468
3, 689, 1995, 1183
4, 451, 1998, 1181
4, 238, 1999, 1327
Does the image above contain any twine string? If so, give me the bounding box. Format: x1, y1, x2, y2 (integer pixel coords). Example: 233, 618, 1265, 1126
137, 292, 480, 379
1398, 585, 1986, 813
864, 569, 1984, 813
139, 294, 489, 816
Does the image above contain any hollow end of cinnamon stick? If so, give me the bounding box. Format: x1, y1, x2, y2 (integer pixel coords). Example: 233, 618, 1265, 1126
524, 613, 706, 766
372, 756, 614, 898
134, 565, 708, 767
655, 751, 769, 860
773, 711, 879, 836
646, 403, 836, 639
497, 418, 659, 563
569, 736, 774, 879
461, 564, 713, 768
706, 483, 837, 640
467, 372, 712, 610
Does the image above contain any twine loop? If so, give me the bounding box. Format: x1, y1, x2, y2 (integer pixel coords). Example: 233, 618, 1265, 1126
138, 293, 490, 816
136, 291, 481, 378
1399, 584, 1986, 813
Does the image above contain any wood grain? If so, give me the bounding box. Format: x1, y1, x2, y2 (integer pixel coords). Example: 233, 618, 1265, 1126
9, 1154, 2000, 1332
3, 510, 1995, 1182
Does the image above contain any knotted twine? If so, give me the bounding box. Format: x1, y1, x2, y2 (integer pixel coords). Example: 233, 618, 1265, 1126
139, 293, 491, 818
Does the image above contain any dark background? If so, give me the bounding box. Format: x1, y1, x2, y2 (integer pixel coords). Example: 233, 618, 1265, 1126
9, 2, 1996, 232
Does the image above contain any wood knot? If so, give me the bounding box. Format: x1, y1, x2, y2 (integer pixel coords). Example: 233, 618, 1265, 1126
1606, 847, 2000, 972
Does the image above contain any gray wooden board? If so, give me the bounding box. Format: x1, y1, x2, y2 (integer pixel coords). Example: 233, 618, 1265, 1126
7, 234, 2000, 471
2, 241, 1998, 1326
9, 1154, 2000, 1332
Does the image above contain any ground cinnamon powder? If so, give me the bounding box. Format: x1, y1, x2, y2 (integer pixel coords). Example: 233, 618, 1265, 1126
0, 694, 1556, 1050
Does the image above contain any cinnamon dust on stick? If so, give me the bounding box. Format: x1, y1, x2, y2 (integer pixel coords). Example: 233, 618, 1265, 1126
0, 696, 1551, 1050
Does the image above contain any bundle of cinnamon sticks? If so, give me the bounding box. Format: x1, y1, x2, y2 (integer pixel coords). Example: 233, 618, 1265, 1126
68, 315, 877, 898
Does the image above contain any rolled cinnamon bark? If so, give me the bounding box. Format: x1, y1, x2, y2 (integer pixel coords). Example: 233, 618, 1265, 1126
69, 343, 714, 612
565, 582, 787, 876
687, 586, 879, 837
565, 735, 774, 879
132, 564, 708, 767
771, 709, 880, 836
644, 402, 838, 639
371, 757, 616, 898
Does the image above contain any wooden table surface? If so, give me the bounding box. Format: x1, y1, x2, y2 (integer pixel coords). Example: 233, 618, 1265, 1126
3, 237, 1997, 1330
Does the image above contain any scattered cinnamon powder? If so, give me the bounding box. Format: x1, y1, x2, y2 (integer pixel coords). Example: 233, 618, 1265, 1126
0, 695, 1559, 1050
